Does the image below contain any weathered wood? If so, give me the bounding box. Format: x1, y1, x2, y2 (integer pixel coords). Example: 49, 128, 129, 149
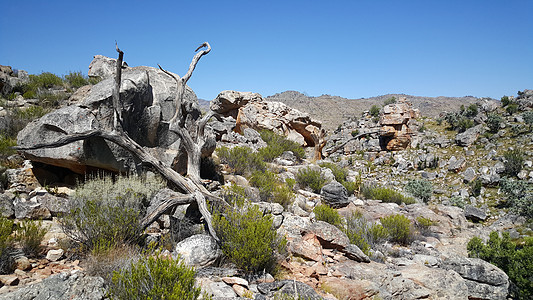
113, 42, 124, 130
141, 194, 196, 230
324, 130, 381, 156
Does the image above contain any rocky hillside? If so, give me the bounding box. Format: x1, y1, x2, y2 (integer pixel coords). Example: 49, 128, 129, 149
0, 58, 532, 300
266, 91, 490, 132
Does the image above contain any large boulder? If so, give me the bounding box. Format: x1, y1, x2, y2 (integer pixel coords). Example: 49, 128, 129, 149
455, 124, 484, 147
320, 181, 350, 208
17, 58, 214, 174
0, 65, 30, 96
87, 55, 129, 79
441, 254, 509, 300
172, 234, 222, 268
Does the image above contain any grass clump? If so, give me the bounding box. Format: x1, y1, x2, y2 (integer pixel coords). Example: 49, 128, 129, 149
213, 202, 286, 274
380, 214, 412, 245
64, 71, 89, 89
361, 183, 415, 205
14, 219, 47, 258
404, 179, 433, 203
216, 146, 265, 176
0, 217, 15, 274
313, 204, 342, 227
468, 231, 533, 300
343, 211, 387, 256
109, 251, 204, 300
258, 130, 305, 162
415, 216, 437, 236
60, 174, 164, 252
296, 167, 327, 194
249, 170, 294, 208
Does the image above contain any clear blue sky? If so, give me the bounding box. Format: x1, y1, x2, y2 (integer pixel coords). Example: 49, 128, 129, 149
1, 0, 531, 100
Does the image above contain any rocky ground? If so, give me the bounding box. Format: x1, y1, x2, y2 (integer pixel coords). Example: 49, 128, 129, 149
0, 59, 531, 299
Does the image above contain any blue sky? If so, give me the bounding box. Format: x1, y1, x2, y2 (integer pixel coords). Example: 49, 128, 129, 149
1, 0, 531, 100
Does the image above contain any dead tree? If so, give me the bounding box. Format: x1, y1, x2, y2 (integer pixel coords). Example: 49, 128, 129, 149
14, 43, 223, 240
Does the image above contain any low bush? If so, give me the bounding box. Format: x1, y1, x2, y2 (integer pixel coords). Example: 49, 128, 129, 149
109, 252, 204, 300
60, 174, 164, 252
313, 204, 342, 227
404, 179, 433, 203
523, 111, 533, 128
415, 216, 436, 236
64, 71, 89, 89
449, 196, 466, 209
501, 96, 510, 107
486, 113, 503, 133
14, 219, 47, 258
463, 104, 478, 118
380, 214, 412, 245
503, 149, 524, 177
216, 146, 265, 175
86, 244, 141, 284
361, 183, 415, 205
213, 202, 286, 274
369, 105, 380, 118
258, 130, 305, 161
506, 103, 519, 115
0, 217, 15, 274
296, 167, 327, 194
249, 170, 294, 208
344, 211, 387, 256
470, 179, 482, 197
500, 178, 532, 220
319, 162, 360, 195
468, 231, 533, 299
0, 134, 17, 160
444, 111, 475, 133
383, 97, 397, 105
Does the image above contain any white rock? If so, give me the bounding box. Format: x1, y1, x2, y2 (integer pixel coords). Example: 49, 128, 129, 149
46, 249, 64, 262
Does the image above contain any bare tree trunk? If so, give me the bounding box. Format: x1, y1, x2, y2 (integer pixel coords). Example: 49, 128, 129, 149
113, 43, 124, 131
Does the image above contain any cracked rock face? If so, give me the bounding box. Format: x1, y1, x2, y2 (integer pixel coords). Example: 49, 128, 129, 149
379, 97, 419, 151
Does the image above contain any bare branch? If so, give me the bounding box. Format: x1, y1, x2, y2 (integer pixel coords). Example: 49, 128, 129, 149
324, 130, 380, 157
141, 194, 195, 230
182, 42, 211, 85
113, 43, 125, 131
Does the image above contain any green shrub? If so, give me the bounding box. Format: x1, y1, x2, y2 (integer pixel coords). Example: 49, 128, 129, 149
501, 96, 510, 107
500, 178, 532, 220
296, 167, 327, 194
344, 211, 387, 256
463, 104, 479, 118
64, 71, 89, 89
506, 103, 519, 115
60, 174, 164, 251
415, 216, 436, 236
351, 129, 360, 137
369, 105, 380, 118
361, 183, 415, 205
449, 196, 466, 209
470, 179, 482, 197
109, 252, 203, 300
0, 217, 15, 274
249, 170, 294, 207
213, 203, 286, 274
503, 149, 524, 177
258, 130, 305, 161
444, 112, 475, 133
468, 232, 533, 299
14, 219, 47, 258
380, 214, 412, 245
486, 113, 503, 133
383, 97, 397, 105
29, 72, 64, 89
216, 146, 265, 175
523, 111, 533, 127
313, 204, 342, 227
404, 179, 433, 203
0, 135, 17, 160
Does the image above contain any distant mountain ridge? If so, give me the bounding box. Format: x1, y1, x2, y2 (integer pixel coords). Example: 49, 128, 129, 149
200, 91, 494, 132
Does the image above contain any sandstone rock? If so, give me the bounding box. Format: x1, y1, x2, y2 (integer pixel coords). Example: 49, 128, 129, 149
447, 156, 466, 173
15, 257, 31, 271
257, 280, 322, 300
221, 276, 248, 287
462, 167, 477, 183
343, 244, 371, 263
13, 198, 51, 220
289, 232, 323, 262
320, 181, 350, 208
32, 193, 69, 217
17, 62, 210, 175
0, 194, 14, 218
400, 264, 469, 300
379, 97, 419, 151
88, 55, 129, 79
210, 90, 262, 117
0, 275, 18, 286
46, 249, 64, 262
319, 277, 379, 300
455, 125, 484, 147
464, 205, 487, 222
173, 234, 222, 267
0, 272, 106, 300
304, 221, 349, 250
441, 254, 509, 300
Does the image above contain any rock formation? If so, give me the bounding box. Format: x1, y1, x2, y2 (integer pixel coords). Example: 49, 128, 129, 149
379, 97, 420, 151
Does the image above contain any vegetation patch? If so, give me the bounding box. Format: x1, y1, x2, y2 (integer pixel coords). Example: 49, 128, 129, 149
216, 146, 265, 175
361, 183, 415, 205
313, 204, 342, 227
380, 214, 412, 245
296, 167, 327, 194
404, 179, 433, 203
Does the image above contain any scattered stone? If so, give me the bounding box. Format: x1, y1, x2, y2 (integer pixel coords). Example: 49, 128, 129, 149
13, 198, 51, 220
455, 125, 484, 147
448, 156, 466, 173
221, 277, 248, 287
342, 244, 371, 263
257, 280, 322, 300
464, 205, 487, 222
0, 276, 19, 286
46, 249, 64, 262
462, 167, 477, 183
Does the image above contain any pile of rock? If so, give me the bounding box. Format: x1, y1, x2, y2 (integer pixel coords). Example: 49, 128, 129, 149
0, 65, 29, 96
